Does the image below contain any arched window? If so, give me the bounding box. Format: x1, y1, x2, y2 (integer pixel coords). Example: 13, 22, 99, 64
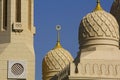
16, 0, 21, 22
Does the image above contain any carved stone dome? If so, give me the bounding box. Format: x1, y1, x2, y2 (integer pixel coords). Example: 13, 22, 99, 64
42, 42, 73, 80
79, 3, 119, 48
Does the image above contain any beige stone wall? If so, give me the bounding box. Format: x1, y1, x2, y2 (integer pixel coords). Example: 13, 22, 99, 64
0, 0, 35, 80
0, 44, 35, 79
69, 45, 120, 80
70, 61, 120, 78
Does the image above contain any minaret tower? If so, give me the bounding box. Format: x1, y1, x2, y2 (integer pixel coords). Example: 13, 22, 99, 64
0, 0, 35, 80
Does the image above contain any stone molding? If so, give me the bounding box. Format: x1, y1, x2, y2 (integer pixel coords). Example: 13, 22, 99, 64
70, 62, 120, 78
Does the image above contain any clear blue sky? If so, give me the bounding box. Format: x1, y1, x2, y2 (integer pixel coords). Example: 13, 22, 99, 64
34, 0, 114, 80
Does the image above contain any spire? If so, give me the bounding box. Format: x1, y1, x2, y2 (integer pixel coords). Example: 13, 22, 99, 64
54, 25, 62, 49
94, 0, 103, 11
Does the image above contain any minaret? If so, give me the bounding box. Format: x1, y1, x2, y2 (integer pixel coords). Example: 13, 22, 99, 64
0, 0, 35, 80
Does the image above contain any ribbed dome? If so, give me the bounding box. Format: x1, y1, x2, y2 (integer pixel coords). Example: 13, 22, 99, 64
79, 4, 119, 47
42, 47, 73, 80
42, 25, 73, 80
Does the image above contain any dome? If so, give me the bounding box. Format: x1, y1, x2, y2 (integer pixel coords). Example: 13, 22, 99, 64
42, 43, 73, 80
42, 25, 73, 80
79, 1, 119, 48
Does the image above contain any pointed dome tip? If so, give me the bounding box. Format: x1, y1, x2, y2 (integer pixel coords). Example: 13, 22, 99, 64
53, 41, 62, 49
94, 0, 103, 11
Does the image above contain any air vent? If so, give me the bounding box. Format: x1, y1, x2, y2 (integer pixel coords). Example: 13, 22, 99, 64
8, 60, 26, 79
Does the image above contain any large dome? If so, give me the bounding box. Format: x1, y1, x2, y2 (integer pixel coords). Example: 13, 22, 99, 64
79, 1, 119, 48
42, 42, 73, 80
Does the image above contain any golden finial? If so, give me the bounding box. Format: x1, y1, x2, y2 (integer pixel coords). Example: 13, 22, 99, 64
54, 25, 62, 49
94, 0, 103, 11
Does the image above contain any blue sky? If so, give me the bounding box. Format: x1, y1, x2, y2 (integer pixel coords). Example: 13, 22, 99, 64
34, 0, 114, 80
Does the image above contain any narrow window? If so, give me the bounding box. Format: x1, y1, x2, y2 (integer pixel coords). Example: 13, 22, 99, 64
28, 0, 31, 30
16, 0, 21, 22
3, 0, 7, 30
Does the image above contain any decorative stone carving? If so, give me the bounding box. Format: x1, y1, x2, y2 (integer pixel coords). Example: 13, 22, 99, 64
79, 10, 119, 47
42, 48, 73, 80
101, 64, 107, 75
75, 63, 120, 78
117, 65, 120, 75
12, 23, 23, 33
85, 64, 91, 75
93, 64, 99, 75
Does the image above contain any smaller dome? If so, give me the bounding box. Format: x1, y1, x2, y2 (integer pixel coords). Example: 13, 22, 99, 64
42, 45, 73, 80
42, 25, 73, 80
79, 1, 119, 48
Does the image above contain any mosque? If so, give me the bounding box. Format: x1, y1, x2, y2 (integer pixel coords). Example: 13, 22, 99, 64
42, 0, 120, 80
0, 0, 120, 80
